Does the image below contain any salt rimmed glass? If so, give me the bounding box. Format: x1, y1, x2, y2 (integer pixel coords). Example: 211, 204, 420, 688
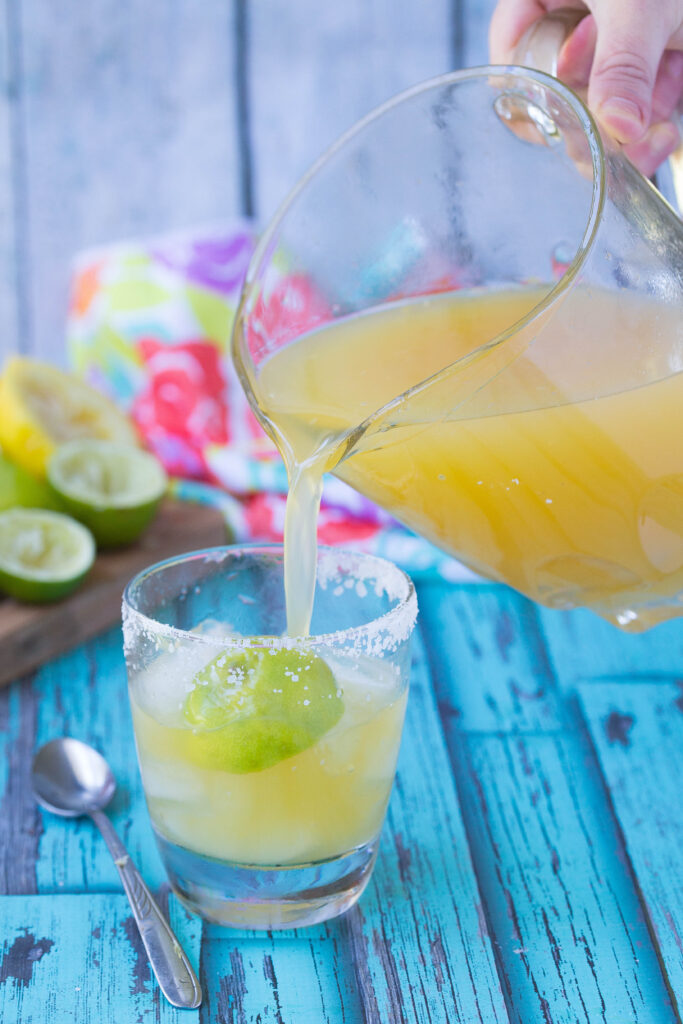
122, 544, 417, 930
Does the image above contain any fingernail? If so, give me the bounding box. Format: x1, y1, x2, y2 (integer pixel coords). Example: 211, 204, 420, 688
597, 98, 646, 143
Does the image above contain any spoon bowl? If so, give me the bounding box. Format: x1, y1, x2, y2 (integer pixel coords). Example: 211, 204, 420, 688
32, 736, 115, 817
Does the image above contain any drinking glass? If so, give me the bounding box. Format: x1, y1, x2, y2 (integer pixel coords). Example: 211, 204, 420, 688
123, 544, 417, 929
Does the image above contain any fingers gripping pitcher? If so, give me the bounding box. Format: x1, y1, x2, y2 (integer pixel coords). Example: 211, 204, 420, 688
233, 66, 683, 633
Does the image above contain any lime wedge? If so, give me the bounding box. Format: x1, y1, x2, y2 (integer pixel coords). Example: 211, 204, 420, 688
182, 647, 344, 774
0, 508, 95, 602
0, 451, 61, 512
47, 439, 167, 547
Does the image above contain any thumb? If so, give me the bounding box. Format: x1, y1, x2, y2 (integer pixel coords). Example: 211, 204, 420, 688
588, 3, 669, 143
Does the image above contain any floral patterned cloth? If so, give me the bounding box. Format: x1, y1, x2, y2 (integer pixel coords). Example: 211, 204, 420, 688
67, 222, 475, 581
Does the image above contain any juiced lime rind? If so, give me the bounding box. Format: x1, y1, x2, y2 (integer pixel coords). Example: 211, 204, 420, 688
55, 492, 161, 548
48, 439, 167, 507
0, 565, 89, 603
0, 452, 62, 512
48, 439, 167, 547
182, 647, 344, 774
0, 508, 95, 602
0, 356, 139, 477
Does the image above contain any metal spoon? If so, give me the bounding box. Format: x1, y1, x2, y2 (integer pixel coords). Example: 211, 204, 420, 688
32, 737, 202, 1010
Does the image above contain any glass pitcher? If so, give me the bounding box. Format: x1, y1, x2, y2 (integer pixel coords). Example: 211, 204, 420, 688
232, 66, 683, 633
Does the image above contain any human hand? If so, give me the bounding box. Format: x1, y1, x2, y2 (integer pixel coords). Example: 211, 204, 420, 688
489, 0, 683, 175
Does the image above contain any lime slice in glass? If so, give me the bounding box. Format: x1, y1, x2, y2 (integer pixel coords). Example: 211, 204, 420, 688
0, 508, 95, 602
48, 439, 167, 547
182, 647, 344, 773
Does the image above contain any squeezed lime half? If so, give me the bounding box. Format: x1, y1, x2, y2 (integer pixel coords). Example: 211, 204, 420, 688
0, 451, 61, 512
0, 356, 139, 477
48, 439, 167, 547
182, 646, 344, 773
0, 508, 96, 602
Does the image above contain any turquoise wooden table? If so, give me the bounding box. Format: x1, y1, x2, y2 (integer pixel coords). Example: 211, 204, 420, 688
1, 581, 682, 1022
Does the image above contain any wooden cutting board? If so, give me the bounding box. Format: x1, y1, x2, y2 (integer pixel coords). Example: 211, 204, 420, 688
0, 498, 228, 687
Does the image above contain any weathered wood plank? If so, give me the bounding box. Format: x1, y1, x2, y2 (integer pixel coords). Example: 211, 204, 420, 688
30, 628, 168, 895
0, 892, 200, 1022
578, 679, 683, 1018
345, 631, 508, 1022
418, 581, 562, 733
538, 606, 683, 685
0, 679, 41, 895
17, 0, 243, 363
198, 631, 509, 1024
248, 0, 455, 221
423, 581, 679, 1021
0, 0, 20, 357
200, 925, 365, 1024
457, 733, 678, 1024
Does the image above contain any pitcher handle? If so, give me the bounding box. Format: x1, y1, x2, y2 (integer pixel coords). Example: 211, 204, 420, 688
512, 7, 683, 213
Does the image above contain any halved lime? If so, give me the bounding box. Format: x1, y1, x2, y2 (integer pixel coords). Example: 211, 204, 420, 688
0, 450, 62, 512
0, 356, 139, 477
0, 508, 95, 602
47, 440, 167, 547
182, 647, 344, 774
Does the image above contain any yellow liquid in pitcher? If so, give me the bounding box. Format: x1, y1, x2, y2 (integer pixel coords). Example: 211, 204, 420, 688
258, 286, 683, 631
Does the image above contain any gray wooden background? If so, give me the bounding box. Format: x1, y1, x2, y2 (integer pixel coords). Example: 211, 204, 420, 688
0, 0, 495, 366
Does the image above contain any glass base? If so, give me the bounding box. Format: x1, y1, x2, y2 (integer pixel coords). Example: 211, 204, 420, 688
154, 827, 379, 929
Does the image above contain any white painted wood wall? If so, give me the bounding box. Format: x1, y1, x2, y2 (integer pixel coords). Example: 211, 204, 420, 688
0, 0, 495, 364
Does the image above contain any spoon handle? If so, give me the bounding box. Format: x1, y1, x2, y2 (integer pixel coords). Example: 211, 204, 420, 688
90, 809, 202, 1009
